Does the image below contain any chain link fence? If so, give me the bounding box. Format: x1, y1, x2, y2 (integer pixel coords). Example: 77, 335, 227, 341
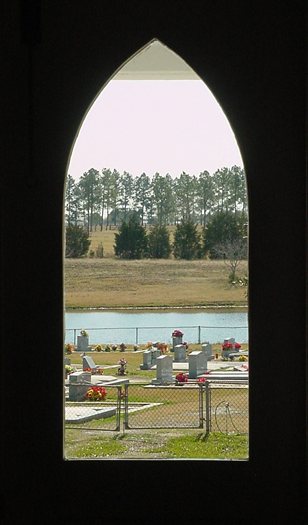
65, 324, 248, 346
64, 380, 248, 435
209, 382, 249, 434
123, 383, 207, 430
65, 384, 123, 431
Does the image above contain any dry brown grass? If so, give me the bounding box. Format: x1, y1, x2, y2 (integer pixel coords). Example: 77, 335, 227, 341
64, 257, 248, 309
88, 226, 179, 257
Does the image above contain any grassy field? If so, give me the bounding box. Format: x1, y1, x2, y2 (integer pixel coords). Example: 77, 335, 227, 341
65, 429, 248, 459
65, 228, 247, 309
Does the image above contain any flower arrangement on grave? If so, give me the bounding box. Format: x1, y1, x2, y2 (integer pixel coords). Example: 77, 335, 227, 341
119, 343, 127, 352
222, 342, 233, 350
112, 344, 118, 351
157, 342, 168, 354
197, 377, 207, 383
65, 343, 75, 354
172, 329, 184, 338
65, 365, 74, 375
175, 372, 188, 383
239, 355, 248, 362
94, 344, 103, 352
183, 341, 189, 350
85, 386, 107, 401
80, 329, 88, 337
118, 358, 127, 376
221, 341, 242, 351
84, 367, 92, 373
105, 344, 111, 352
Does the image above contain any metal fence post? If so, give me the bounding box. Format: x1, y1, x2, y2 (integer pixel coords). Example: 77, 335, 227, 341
198, 325, 201, 344
73, 329, 76, 346
205, 381, 211, 433
199, 384, 204, 428
115, 386, 122, 431
123, 383, 129, 429
136, 327, 138, 345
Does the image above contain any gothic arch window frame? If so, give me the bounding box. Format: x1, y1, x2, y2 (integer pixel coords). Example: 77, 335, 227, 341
3, 6, 305, 521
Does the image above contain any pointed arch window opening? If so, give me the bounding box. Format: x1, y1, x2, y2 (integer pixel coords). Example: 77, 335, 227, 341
64, 39, 249, 460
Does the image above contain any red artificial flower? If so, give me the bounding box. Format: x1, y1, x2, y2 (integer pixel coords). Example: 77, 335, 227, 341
222, 342, 233, 349
176, 372, 188, 382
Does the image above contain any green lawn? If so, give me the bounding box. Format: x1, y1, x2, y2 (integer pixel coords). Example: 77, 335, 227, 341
65, 429, 248, 460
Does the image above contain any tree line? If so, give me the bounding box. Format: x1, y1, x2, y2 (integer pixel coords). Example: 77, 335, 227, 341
66, 210, 247, 281
65, 166, 247, 233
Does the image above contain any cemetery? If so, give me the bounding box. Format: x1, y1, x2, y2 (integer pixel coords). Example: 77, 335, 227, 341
64, 328, 248, 432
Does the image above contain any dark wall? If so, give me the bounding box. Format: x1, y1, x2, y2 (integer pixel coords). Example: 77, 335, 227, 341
2, 1, 306, 522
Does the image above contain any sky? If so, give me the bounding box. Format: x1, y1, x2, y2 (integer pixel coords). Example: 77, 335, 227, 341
67, 80, 243, 181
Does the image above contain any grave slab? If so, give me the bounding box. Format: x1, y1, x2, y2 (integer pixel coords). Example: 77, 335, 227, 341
188, 351, 207, 379
65, 405, 116, 423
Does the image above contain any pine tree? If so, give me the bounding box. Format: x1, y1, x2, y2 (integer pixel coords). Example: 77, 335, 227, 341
148, 224, 171, 258
173, 220, 202, 260
203, 211, 247, 259
65, 225, 91, 258
114, 215, 148, 259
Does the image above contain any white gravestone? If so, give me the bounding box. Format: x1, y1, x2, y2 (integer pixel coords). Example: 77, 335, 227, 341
68, 371, 91, 401
152, 355, 173, 384
174, 344, 187, 363
188, 351, 207, 379
140, 350, 152, 370
201, 342, 214, 361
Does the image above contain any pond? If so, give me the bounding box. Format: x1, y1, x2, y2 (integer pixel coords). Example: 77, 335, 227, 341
65, 308, 248, 346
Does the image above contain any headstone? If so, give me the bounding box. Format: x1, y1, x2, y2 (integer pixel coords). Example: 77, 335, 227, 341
174, 344, 187, 363
140, 348, 162, 370
223, 337, 235, 345
140, 350, 152, 370
82, 354, 99, 372
77, 335, 89, 352
201, 342, 213, 361
151, 348, 161, 365
152, 355, 173, 384
68, 371, 91, 401
222, 337, 237, 359
188, 351, 207, 379
172, 335, 183, 352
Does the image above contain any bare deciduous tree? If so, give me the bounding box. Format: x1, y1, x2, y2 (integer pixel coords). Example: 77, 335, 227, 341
213, 239, 247, 282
